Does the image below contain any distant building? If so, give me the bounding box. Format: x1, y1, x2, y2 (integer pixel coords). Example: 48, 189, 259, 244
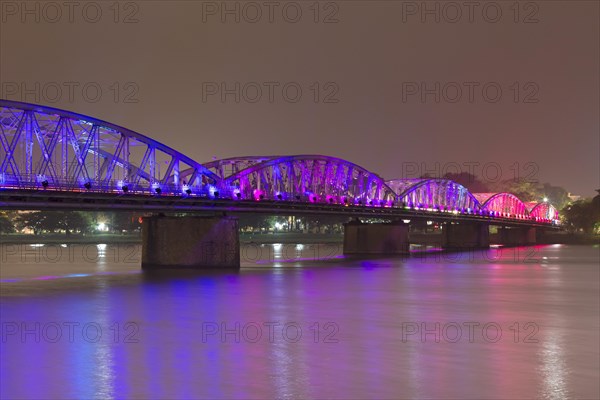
567, 193, 581, 202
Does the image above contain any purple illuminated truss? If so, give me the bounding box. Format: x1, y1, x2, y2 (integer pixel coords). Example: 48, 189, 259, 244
388, 179, 481, 212
0, 100, 559, 224
0, 100, 218, 194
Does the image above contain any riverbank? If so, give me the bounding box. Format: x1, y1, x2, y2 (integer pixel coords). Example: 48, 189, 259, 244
240, 232, 343, 244
1, 232, 597, 245
0, 233, 143, 245
0, 232, 344, 245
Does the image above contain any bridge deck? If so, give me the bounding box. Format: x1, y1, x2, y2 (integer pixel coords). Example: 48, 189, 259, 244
0, 189, 559, 229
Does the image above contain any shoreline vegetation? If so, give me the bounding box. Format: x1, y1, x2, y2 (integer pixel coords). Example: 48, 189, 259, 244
1, 232, 598, 246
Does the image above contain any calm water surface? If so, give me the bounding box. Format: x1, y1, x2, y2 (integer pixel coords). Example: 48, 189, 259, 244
1, 243, 599, 399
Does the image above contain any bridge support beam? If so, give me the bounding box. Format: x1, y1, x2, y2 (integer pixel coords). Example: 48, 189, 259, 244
142, 215, 240, 269
496, 227, 537, 246
343, 220, 409, 255
442, 222, 490, 249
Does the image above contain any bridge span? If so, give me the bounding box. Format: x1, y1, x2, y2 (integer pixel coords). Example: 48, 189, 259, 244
0, 100, 560, 268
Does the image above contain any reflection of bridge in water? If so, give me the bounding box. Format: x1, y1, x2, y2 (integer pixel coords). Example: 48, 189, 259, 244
0, 100, 560, 269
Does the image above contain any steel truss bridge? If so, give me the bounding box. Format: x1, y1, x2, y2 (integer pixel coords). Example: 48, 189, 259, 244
0, 100, 559, 228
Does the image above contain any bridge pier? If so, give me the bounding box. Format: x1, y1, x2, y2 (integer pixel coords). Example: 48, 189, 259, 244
142, 215, 240, 269
442, 222, 490, 249
343, 220, 409, 255
496, 226, 537, 246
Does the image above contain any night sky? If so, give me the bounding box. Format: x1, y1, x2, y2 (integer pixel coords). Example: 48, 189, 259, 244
1, 1, 598, 196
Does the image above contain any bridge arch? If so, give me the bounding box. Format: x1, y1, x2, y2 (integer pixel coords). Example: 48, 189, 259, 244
474, 192, 530, 218
529, 202, 559, 222
388, 179, 481, 212
0, 100, 218, 194
201, 156, 277, 179
219, 155, 396, 205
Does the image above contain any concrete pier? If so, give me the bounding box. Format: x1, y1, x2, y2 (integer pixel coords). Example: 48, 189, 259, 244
142, 215, 240, 269
343, 220, 409, 255
442, 222, 490, 249
496, 227, 537, 246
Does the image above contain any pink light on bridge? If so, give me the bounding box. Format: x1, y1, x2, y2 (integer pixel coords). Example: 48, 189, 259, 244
253, 189, 264, 201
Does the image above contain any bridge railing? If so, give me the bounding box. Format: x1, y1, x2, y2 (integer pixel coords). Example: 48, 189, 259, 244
0, 173, 561, 226
0, 173, 394, 204
0, 173, 210, 197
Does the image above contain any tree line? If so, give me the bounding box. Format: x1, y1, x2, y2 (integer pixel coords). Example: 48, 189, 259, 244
0, 211, 142, 235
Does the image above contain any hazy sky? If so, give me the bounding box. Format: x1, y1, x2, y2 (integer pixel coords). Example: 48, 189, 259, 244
1, 1, 598, 196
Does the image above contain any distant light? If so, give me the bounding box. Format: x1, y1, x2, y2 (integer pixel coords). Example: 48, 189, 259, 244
426, 221, 433, 225
543, 197, 548, 202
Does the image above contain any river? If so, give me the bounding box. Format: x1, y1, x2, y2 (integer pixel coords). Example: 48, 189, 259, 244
1, 243, 598, 399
